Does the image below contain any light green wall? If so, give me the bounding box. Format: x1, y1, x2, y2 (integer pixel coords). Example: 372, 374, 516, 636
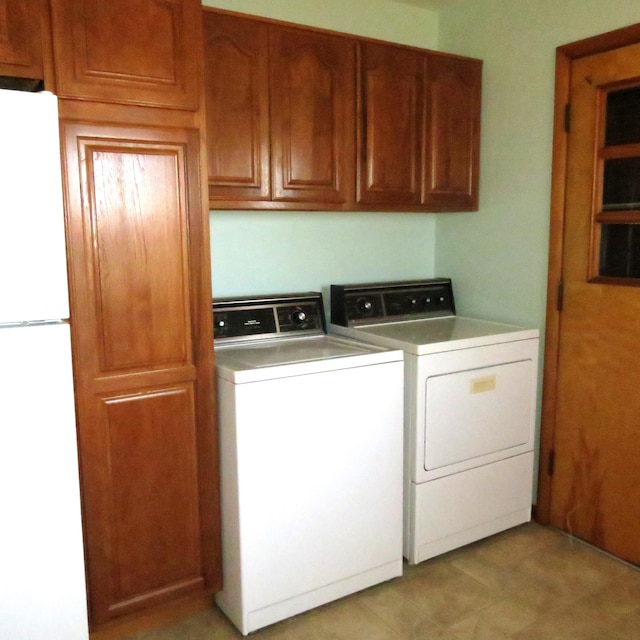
201, 0, 439, 49
435, 0, 640, 328
202, 0, 440, 298
436, 0, 640, 499
210, 210, 439, 300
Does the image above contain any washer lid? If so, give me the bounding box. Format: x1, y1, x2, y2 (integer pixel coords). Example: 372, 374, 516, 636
331, 316, 539, 355
215, 334, 402, 383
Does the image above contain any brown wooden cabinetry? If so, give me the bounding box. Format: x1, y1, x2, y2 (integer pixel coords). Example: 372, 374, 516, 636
357, 43, 481, 211
50, 0, 200, 109
422, 54, 481, 211
51, 0, 220, 631
62, 118, 219, 628
202, 9, 481, 213
269, 25, 355, 204
202, 12, 270, 201
0, 0, 47, 80
203, 11, 355, 208
357, 42, 422, 206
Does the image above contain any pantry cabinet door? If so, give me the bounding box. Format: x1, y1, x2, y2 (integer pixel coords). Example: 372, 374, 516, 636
202, 11, 270, 201
357, 42, 422, 206
50, 0, 200, 109
270, 26, 356, 205
422, 55, 481, 211
62, 121, 219, 625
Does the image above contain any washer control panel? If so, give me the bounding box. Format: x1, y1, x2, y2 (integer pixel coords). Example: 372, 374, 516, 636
330, 279, 455, 326
213, 292, 325, 343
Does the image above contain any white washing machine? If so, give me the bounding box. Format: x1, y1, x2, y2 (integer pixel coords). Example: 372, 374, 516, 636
213, 292, 404, 635
330, 279, 539, 565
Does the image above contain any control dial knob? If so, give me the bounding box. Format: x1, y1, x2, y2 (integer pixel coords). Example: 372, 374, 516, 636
357, 297, 373, 313
291, 309, 307, 325
214, 315, 227, 338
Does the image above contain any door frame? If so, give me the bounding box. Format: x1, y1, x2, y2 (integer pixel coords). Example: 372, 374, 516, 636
536, 22, 640, 523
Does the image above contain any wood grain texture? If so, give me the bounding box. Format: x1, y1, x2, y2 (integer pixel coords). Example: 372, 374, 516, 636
0, 0, 45, 79
90, 146, 191, 372
536, 50, 571, 525
104, 386, 202, 605
62, 121, 218, 624
544, 40, 640, 566
357, 41, 422, 205
270, 25, 356, 203
422, 54, 481, 211
50, 0, 200, 109
202, 10, 270, 200
202, 8, 481, 213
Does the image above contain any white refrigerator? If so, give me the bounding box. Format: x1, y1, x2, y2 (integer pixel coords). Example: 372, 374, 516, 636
0, 88, 89, 640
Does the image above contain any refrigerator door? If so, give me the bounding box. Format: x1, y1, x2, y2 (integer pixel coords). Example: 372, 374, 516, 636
0, 323, 88, 640
0, 89, 69, 323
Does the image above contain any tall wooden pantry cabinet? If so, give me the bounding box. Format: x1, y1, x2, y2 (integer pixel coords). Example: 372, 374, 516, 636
50, 0, 221, 630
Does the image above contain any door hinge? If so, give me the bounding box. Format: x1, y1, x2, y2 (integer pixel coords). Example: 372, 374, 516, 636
564, 103, 571, 133
548, 449, 555, 476
557, 281, 564, 312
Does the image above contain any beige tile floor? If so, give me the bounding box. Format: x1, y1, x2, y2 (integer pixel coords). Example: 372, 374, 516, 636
128, 523, 640, 640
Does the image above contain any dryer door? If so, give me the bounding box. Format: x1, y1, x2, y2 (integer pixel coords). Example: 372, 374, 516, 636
425, 359, 532, 469
415, 339, 539, 482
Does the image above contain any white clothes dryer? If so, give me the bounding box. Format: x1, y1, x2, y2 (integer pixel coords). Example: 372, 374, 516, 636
213, 292, 404, 635
330, 279, 539, 565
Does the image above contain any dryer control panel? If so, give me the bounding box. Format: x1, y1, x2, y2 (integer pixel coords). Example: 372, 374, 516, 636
331, 279, 456, 326
213, 292, 326, 343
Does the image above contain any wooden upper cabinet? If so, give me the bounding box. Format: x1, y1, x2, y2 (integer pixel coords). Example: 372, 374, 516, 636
422, 54, 481, 211
0, 0, 45, 80
203, 11, 356, 208
269, 26, 355, 204
357, 41, 422, 206
203, 12, 270, 201
50, 0, 200, 109
202, 9, 482, 212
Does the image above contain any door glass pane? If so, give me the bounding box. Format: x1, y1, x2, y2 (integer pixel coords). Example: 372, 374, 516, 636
599, 223, 640, 278
602, 157, 640, 211
606, 86, 640, 146
595, 84, 640, 281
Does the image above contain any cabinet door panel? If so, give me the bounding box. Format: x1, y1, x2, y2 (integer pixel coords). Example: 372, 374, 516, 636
63, 121, 219, 625
357, 42, 422, 205
96, 385, 202, 615
90, 146, 191, 372
51, 0, 200, 109
270, 27, 355, 204
203, 12, 270, 201
0, 0, 44, 79
422, 55, 481, 211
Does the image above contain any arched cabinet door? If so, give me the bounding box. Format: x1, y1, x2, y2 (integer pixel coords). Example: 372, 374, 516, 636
50, 0, 200, 109
202, 12, 355, 208
203, 11, 271, 202
422, 54, 482, 211
270, 26, 356, 205
357, 41, 423, 206
62, 120, 219, 626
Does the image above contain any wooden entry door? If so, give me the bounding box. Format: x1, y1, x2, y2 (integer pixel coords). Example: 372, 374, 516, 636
539, 27, 640, 566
